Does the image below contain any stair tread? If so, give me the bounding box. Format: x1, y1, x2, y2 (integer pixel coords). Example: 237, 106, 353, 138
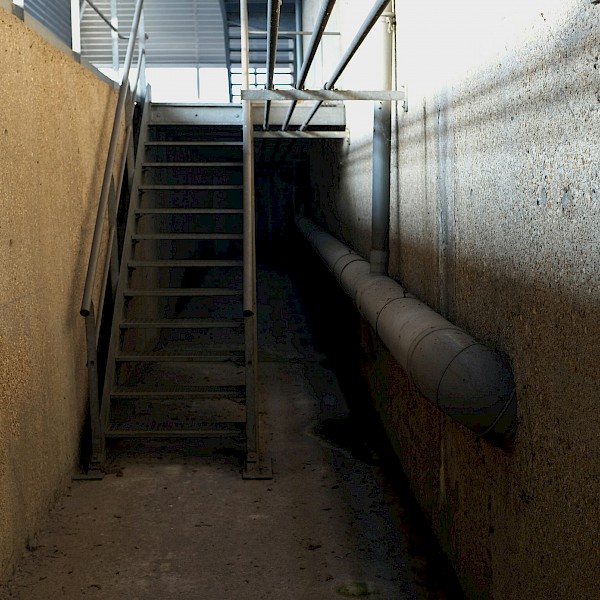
143, 162, 243, 167
106, 421, 246, 438
135, 208, 243, 214
145, 141, 243, 146
111, 387, 245, 399
128, 259, 243, 267
132, 234, 243, 240
115, 352, 244, 362
119, 319, 243, 328
139, 185, 243, 190
123, 288, 242, 297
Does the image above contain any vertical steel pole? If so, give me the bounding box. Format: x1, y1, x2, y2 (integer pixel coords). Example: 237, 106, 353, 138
110, 0, 119, 76
263, 0, 282, 130
85, 305, 105, 467
370, 9, 394, 274
240, 0, 261, 474
71, 0, 81, 54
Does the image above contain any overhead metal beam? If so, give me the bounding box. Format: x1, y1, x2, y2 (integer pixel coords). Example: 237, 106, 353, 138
300, 0, 392, 131
243, 89, 405, 101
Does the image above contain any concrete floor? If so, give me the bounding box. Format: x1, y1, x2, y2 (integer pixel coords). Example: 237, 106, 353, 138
0, 268, 462, 600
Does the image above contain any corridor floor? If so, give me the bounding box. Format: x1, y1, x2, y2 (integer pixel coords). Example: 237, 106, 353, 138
0, 268, 461, 600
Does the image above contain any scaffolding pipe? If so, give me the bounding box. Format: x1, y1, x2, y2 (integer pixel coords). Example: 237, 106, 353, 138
370, 10, 394, 274
282, 0, 337, 131
263, 0, 282, 129
295, 216, 517, 445
300, 0, 391, 131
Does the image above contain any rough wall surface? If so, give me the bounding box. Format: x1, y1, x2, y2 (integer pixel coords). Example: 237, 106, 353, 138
0, 8, 120, 580
303, 1, 600, 598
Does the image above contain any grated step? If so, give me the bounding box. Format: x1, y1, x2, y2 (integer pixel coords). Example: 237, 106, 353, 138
143, 162, 243, 168
115, 353, 244, 363
145, 141, 243, 147
105, 421, 246, 439
139, 185, 243, 191
119, 319, 243, 329
110, 387, 246, 400
131, 234, 243, 241
135, 208, 243, 215
128, 260, 243, 268
123, 288, 242, 297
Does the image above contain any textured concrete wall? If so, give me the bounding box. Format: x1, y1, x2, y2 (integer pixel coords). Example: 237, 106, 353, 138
303, 1, 600, 598
0, 8, 121, 580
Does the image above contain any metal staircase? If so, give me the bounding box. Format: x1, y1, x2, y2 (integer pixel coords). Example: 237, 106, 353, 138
95, 102, 268, 476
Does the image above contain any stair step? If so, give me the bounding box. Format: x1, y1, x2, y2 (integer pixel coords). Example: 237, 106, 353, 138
139, 185, 243, 191
105, 421, 246, 439
115, 353, 244, 363
143, 162, 243, 168
119, 319, 243, 329
132, 234, 243, 241
135, 208, 243, 215
110, 387, 246, 400
124, 288, 242, 297
128, 260, 243, 268
145, 141, 243, 147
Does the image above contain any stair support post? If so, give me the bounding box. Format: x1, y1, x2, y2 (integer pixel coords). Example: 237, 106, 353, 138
241, 0, 272, 479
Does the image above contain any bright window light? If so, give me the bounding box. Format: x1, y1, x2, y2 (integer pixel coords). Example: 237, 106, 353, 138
146, 68, 199, 102
198, 68, 229, 103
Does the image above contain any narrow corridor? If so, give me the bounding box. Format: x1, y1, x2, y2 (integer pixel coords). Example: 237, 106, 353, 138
1, 266, 462, 600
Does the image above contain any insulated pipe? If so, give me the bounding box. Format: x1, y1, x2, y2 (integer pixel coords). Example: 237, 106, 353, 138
295, 216, 517, 445
282, 0, 337, 131
300, 0, 391, 131
370, 10, 393, 274
263, 0, 282, 130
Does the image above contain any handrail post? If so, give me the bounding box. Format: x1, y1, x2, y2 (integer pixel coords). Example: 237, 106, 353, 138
241, 0, 270, 479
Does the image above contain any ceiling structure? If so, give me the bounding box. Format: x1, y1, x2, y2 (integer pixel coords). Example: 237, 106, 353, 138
80, 0, 299, 72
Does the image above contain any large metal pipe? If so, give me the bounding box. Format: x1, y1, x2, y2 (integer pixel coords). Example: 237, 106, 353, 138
263, 0, 282, 129
282, 0, 337, 131
295, 216, 517, 445
300, 0, 391, 131
370, 9, 393, 274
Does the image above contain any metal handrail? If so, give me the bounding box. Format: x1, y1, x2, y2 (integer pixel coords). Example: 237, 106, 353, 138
300, 0, 391, 131
263, 0, 282, 129
80, 0, 145, 318
282, 0, 337, 131
84, 0, 129, 40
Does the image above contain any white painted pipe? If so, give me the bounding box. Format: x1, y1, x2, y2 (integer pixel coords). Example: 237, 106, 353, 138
296, 216, 517, 445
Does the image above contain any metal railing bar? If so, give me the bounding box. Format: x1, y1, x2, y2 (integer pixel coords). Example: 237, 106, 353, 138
263, 0, 282, 129
84, 0, 128, 40
80, 0, 145, 317
300, 0, 391, 131
282, 0, 337, 131
218, 0, 234, 102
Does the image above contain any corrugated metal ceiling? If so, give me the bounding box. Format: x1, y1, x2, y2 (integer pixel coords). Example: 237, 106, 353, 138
81, 0, 228, 67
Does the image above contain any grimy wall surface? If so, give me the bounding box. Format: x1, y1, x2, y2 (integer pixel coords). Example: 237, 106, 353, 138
0, 8, 120, 580
303, 1, 600, 598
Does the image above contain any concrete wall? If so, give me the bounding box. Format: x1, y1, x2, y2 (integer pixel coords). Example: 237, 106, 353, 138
0, 8, 121, 580
302, 1, 600, 598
